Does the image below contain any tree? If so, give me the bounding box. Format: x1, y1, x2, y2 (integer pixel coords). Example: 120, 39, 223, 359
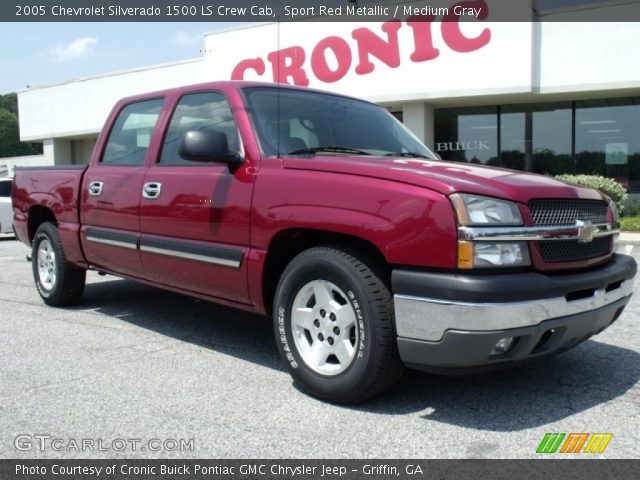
0, 93, 43, 158
0, 93, 18, 115
0, 109, 41, 157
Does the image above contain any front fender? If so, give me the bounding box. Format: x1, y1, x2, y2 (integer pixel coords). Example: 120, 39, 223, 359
251, 165, 458, 269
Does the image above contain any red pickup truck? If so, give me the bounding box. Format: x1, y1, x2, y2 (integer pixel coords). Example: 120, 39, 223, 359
12, 81, 637, 403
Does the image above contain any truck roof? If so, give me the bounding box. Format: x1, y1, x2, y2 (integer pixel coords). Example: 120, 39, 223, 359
118, 80, 375, 106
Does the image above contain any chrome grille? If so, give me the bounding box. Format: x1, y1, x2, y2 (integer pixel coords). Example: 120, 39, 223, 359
539, 237, 611, 263
529, 200, 611, 264
528, 200, 608, 226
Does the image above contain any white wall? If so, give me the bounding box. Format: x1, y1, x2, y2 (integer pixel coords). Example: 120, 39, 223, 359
19, 59, 207, 142
537, 21, 640, 94
0, 155, 50, 177
41, 137, 97, 166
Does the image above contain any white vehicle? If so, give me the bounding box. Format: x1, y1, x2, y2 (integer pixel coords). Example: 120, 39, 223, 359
0, 178, 14, 235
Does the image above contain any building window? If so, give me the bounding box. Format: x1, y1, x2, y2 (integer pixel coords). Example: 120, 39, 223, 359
434, 97, 640, 193
575, 98, 640, 193
389, 111, 403, 122
434, 106, 498, 165
500, 103, 572, 175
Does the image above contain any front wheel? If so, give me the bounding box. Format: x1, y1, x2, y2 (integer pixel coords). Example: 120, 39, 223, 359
32, 222, 86, 306
273, 247, 403, 403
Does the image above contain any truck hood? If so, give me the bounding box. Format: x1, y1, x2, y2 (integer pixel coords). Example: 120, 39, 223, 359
281, 156, 606, 204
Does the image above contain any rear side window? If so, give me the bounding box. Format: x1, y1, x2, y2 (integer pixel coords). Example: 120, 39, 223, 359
102, 98, 164, 165
0, 180, 11, 197
159, 92, 240, 165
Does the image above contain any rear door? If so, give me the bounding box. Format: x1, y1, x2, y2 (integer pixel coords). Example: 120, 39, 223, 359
80, 98, 164, 277
138, 90, 254, 304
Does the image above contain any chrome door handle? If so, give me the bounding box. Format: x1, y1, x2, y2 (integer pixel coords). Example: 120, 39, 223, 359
142, 182, 162, 199
88, 181, 103, 196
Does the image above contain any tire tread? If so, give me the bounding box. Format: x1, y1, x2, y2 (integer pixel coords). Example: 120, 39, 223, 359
32, 222, 86, 306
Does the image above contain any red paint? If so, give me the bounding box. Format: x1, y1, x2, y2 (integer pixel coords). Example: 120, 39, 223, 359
351, 22, 402, 75
12, 81, 613, 317
310, 36, 352, 83
232, 12, 492, 86
80, 165, 147, 276
231, 57, 265, 81
442, 0, 491, 52
267, 46, 309, 86
406, 16, 440, 62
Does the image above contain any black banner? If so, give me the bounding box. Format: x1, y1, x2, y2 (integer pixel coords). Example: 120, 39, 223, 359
3, 0, 640, 22
1, 459, 639, 480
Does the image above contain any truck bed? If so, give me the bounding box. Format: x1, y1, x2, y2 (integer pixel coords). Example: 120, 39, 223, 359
12, 165, 87, 264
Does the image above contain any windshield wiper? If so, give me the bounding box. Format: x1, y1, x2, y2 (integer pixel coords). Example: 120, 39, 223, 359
384, 152, 432, 159
287, 146, 372, 156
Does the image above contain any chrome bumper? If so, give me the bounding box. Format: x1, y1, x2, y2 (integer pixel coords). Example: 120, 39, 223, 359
393, 267, 635, 343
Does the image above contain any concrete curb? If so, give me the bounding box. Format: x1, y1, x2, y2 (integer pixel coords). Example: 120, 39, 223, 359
620, 232, 640, 246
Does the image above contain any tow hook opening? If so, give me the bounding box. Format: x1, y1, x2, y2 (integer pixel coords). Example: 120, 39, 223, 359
532, 327, 563, 354
566, 288, 595, 302
605, 280, 623, 293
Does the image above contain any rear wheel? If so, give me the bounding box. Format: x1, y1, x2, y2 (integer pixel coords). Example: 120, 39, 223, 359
273, 247, 403, 403
32, 222, 86, 306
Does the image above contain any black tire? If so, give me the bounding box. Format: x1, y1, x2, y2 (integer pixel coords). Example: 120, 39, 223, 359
273, 246, 403, 404
32, 222, 86, 306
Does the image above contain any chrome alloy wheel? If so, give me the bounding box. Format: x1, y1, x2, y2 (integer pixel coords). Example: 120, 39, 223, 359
37, 238, 57, 290
291, 280, 359, 376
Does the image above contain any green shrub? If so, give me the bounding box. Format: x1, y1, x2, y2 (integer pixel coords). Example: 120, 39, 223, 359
621, 217, 640, 232
622, 204, 640, 218
554, 175, 628, 214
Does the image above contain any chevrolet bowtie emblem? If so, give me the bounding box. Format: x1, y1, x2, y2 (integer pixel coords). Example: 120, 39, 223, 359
576, 220, 598, 243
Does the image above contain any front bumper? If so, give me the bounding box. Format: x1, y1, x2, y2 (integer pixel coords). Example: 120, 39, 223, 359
393, 254, 636, 374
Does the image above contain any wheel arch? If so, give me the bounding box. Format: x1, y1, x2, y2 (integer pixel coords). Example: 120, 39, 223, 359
28, 205, 57, 242
262, 228, 390, 316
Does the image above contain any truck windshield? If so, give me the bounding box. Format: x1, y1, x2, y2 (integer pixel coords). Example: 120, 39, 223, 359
243, 87, 437, 159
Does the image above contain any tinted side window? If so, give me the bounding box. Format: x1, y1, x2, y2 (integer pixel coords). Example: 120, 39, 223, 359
0, 181, 11, 197
102, 99, 164, 165
160, 92, 240, 165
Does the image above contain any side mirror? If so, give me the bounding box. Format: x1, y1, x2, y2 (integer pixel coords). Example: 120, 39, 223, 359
179, 130, 243, 166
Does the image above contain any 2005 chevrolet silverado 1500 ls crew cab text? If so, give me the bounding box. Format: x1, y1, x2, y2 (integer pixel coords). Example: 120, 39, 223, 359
12, 82, 637, 403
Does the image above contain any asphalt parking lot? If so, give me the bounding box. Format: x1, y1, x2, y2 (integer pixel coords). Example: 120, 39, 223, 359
0, 237, 638, 459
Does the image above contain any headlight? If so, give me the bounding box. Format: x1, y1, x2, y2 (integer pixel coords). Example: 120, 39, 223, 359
608, 201, 621, 253
452, 194, 529, 269
458, 241, 531, 269
609, 200, 620, 222
450, 193, 523, 226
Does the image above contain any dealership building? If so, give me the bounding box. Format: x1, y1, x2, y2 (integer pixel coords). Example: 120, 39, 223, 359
16, 1, 640, 200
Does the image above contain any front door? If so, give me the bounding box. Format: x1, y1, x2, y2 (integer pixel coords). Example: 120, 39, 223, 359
138, 91, 253, 304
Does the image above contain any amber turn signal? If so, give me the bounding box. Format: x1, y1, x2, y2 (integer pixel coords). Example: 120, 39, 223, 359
457, 241, 474, 269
